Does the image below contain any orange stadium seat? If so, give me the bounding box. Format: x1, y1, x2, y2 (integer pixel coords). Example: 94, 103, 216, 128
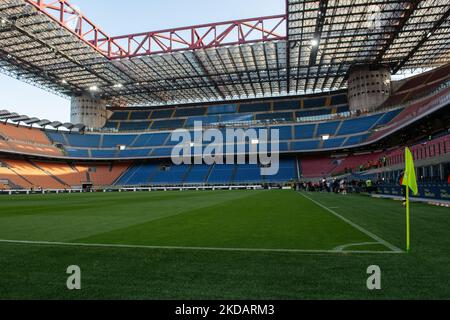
0, 164, 33, 189
2, 159, 67, 190
0, 123, 51, 145
83, 163, 130, 186
33, 162, 87, 187
0, 123, 64, 157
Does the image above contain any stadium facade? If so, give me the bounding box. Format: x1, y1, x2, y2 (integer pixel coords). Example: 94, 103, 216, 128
0, 0, 449, 201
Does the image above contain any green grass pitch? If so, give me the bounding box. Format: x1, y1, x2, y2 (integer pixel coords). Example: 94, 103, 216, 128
0, 190, 449, 299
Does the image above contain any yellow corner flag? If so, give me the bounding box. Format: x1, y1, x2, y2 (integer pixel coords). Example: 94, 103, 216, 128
402, 147, 418, 252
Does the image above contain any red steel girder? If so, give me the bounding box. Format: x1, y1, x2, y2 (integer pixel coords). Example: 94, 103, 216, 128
24, 0, 127, 58
106, 15, 287, 59
24, 1, 287, 59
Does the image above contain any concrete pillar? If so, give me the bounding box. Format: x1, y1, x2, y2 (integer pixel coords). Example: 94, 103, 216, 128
348, 65, 392, 112
71, 95, 107, 129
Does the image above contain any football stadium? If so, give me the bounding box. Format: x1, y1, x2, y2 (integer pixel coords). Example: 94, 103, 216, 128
0, 0, 449, 302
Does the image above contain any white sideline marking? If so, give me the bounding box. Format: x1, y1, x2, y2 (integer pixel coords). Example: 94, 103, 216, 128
299, 192, 403, 253
0, 239, 404, 255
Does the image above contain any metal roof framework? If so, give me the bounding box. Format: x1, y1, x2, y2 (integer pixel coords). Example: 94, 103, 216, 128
287, 0, 450, 93
0, 0, 448, 107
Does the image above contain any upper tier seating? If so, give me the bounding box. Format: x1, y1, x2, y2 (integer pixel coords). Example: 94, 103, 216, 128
369, 85, 450, 142
105, 93, 349, 132
383, 63, 450, 108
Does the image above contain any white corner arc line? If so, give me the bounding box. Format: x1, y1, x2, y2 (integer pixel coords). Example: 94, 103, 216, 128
299, 192, 403, 253
333, 242, 380, 252
0, 239, 404, 255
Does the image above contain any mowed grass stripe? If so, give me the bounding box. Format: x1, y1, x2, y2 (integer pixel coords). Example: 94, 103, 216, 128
74, 190, 380, 251
0, 190, 261, 242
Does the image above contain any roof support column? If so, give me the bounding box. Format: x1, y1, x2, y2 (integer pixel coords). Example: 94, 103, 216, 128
71, 95, 108, 129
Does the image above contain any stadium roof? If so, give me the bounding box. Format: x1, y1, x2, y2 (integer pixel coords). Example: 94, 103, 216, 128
0, 109, 85, 130
0, 0, 449, 107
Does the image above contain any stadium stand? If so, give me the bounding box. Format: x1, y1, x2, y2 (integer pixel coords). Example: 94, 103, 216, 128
114, 160, 298, 186
0, 159, 130, 189
41, 107, 414, 159
384, 134, 450, 166
105, 93, 350, 132
2, 159, 67, 189
383, 64, 450, 107
0, 123, 64, 157
300, 133, 450, 180
0, 62, 448, 189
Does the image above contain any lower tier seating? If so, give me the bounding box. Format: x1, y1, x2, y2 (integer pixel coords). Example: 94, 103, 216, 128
0, 159, 130, 189
115, 158, 298, 186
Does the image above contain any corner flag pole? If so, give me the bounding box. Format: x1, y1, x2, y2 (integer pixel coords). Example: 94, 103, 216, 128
406, 185, 410, 252
402, 147, 418, 253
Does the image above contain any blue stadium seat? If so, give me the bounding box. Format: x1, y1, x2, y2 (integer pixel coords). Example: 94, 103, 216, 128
133, 133, 170, 147
338, 114, 383, 135
234, 164, 262, 183
294, 124, 316, 139
316, 121, 341, 136
219, 114, 254, 124
151, 148, 173, 157
128, 111, 151, 120
91, 149, 118, 158
184, 165, 211, 184
119, 122, 151, 131
343, 134, 369, 146
273, 100, 300, 111
336, 105, 350, 113
265, 158, 297, 182
174, 107, 207, 117
271, 126, 293, 141
239, 103, 271, 113
303, 97, 326, 109
118, 149, 152, 158
185, 115, 220, 127
65, 148, 89, 158
208, 104, 238, 115
323, 138, 346, 149
207, 164, 235, 184
375, 108, 403, 127
65, 134, 101, 148
47, 132, 67, 145
331, 94, 348, 106
102, 135, 138, 148
109, 111, 129, 120
151, 119, 186, 130
256, 112, 294, 122
291, 140, 320, 151
116, 163, 159, 186
151, 109, 174, 119
150, 165, 190, 184
103, 121, 119, 130
297, 108, 331, 118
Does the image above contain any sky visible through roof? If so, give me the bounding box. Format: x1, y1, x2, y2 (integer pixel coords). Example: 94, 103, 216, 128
0, 0, 284, 122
